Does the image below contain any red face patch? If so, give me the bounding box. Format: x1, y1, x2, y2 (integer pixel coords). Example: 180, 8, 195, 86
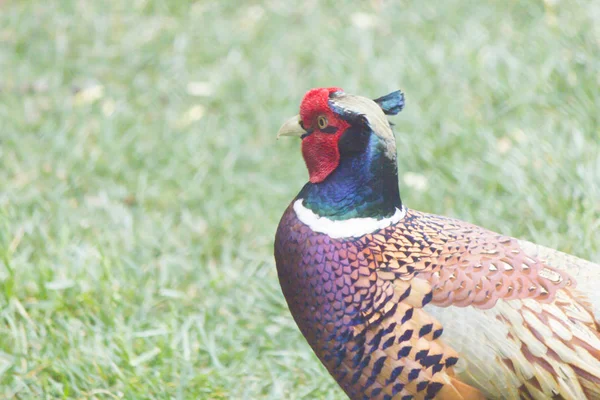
298, 87, 349, 183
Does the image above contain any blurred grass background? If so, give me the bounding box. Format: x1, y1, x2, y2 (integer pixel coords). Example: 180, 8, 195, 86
0, 0, 599, 398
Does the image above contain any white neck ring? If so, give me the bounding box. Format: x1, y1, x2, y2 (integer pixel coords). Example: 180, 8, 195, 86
293, 199, 406, 239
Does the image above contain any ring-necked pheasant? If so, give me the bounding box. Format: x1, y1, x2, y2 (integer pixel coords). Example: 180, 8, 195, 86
274, 87, 600, 399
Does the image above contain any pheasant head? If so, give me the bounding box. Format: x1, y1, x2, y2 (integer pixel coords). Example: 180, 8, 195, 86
278, 87, 405, 220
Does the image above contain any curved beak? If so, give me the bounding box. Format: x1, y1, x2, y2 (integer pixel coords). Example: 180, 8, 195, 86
276, 115, 306, 139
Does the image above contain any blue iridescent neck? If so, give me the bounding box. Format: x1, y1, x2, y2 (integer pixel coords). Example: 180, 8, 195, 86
297, 135, 402, 220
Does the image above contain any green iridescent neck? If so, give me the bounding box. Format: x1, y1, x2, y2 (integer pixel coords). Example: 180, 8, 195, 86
297, 136, 402, 220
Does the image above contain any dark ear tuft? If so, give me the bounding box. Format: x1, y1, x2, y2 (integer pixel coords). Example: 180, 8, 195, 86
373, 90, 405, 115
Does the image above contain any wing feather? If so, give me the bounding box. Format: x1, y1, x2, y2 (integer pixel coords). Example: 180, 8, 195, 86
369, 209, 600, 398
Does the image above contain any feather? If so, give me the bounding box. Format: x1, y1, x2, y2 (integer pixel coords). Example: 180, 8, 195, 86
373, 90, 405, 116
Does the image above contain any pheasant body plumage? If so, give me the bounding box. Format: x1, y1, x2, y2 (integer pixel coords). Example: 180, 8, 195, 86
274, 87, 600, 399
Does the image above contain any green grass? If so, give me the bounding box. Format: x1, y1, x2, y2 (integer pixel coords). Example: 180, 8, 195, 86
0, 0, 599, 398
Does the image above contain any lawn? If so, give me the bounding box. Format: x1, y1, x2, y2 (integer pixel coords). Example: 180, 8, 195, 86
0, 0, 599, 398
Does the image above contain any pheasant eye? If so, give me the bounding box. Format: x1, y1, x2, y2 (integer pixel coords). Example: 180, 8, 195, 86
317, 115, 328, 130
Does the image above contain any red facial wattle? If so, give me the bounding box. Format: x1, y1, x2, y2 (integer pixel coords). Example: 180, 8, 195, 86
301, 130, 344, 183
298, 87, 348, 184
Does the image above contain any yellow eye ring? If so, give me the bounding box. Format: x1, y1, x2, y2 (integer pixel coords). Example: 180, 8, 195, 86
317, 115, 328, 130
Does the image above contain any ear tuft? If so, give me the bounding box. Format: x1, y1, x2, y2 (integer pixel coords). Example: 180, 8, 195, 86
373, 90, 405, 115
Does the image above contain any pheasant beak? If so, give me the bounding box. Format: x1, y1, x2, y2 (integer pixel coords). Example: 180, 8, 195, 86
276, 115, 306, 139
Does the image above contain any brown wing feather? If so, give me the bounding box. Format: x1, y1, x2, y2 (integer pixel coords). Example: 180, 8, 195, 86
368, 209, 575, 309
371, 209, 600, 399
518, 239, 600, 323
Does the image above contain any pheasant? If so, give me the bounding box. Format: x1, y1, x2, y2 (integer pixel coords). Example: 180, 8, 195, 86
274, 87, 600, 400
